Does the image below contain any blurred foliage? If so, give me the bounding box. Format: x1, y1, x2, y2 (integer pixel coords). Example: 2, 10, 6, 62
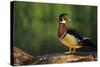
12, 1, 97, 56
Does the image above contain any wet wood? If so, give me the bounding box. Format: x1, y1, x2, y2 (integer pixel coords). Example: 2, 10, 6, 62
13, 47, 97, 66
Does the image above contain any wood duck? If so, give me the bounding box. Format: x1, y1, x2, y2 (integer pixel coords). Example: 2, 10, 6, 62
58, 13, 95, 54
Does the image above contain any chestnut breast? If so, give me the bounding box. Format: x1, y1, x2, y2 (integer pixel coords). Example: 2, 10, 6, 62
58, 23, 68, 38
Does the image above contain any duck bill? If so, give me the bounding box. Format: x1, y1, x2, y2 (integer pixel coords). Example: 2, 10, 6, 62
68, 18, 71, 22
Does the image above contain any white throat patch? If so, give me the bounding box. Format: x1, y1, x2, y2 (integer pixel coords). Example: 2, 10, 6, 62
60, 20, 66, 23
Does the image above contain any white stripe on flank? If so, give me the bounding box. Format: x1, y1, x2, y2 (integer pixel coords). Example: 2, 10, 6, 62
59, 32, 66, 39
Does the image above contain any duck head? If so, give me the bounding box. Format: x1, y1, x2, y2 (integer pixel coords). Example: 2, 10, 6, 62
59, 13, 71, 23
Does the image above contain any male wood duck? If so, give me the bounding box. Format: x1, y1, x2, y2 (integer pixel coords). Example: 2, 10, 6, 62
58, 13, 95, 54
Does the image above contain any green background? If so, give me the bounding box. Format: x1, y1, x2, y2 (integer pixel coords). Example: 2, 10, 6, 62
12, 1, 97, 56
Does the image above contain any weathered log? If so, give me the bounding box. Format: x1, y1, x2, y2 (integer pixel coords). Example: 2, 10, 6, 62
12, 47, 97, 66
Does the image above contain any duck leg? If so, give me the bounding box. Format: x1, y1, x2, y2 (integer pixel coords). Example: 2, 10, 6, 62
72, 48, 76, 53
64, 47, 72, 54
69, 47, 71, 53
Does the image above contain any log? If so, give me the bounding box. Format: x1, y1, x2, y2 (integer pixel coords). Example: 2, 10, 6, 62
12, 47, 97, 66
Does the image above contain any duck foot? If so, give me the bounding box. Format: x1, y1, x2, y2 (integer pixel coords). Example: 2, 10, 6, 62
64, 52, 77, 55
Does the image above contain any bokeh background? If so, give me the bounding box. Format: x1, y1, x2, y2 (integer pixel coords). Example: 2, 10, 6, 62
12, 1, 97, 56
